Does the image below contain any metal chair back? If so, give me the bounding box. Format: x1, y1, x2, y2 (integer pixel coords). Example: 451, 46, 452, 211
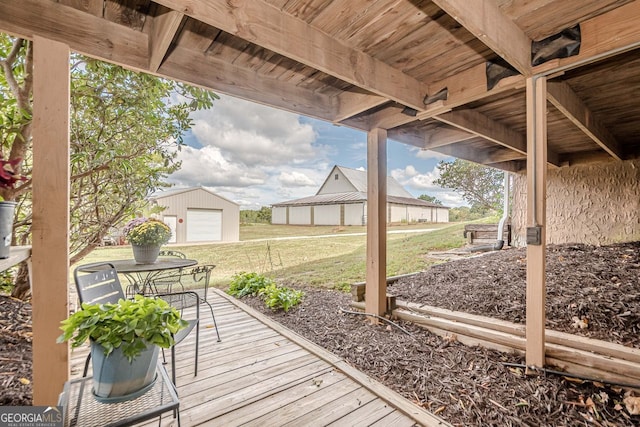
74, 263, 124, 305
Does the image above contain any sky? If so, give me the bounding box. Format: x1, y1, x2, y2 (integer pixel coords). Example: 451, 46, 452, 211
167, 94, 467, 210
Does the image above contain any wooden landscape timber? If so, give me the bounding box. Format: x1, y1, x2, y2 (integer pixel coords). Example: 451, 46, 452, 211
351, 300, 640, 390
462, 223, 511, 246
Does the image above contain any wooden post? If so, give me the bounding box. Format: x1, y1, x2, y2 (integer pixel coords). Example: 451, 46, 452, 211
365, 128, 387, 319
525, 76, 547, 369
31, 36, 70, 404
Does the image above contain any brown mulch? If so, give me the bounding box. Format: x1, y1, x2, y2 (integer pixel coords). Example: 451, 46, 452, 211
0, 295, 32, 406
240, 241, 640, 426
2, 241, 640, 426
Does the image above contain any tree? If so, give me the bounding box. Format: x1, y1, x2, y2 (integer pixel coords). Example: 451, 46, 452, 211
434, 159, 503, 213
1, 36, 218, 298
418, 194, 442, 205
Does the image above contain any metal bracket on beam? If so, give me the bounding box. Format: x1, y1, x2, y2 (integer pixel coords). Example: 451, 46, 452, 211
423, 87, 448, 106
531, 25, 581, 66
486, 59, 519, 90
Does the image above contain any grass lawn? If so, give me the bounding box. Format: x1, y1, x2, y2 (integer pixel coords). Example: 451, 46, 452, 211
77, 222, 468, 290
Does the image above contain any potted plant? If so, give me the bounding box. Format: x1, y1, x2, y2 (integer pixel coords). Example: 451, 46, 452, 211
0, 157, 26, 259
57, 295, 187, 401
123, 217, 172, 264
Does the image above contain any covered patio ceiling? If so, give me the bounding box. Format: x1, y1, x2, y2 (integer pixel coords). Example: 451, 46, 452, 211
2, 0, 639, 171
2, 0, 639, 408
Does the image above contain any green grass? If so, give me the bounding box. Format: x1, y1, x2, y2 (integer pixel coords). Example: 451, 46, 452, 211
78, 222, 467, 291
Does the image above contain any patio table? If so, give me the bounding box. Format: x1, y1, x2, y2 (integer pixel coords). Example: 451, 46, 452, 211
78, 258, 197, 297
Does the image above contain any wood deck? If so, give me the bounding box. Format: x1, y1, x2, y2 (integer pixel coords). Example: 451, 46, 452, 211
70, 289, 449, 427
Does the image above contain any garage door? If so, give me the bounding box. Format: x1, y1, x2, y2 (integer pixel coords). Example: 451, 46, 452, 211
186, 209, 222, 242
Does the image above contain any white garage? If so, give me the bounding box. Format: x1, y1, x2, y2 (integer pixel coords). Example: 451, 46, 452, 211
150, 187, 239, 243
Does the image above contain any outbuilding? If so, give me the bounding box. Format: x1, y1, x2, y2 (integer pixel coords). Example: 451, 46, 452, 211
272, 165, 449, 226
150, 187, 239, 243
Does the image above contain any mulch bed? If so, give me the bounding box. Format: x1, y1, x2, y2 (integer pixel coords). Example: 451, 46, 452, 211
0, 295, 32, 406
2, 241, 639, 426
240, 241, 640, 426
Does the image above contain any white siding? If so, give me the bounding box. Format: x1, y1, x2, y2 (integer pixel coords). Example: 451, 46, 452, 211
314, 204, 340, 225
407, 206, 428, 222
272, 206, 287, 224
289, 206, 311, 225
317, 168, 357, 194
389, 204, 407, 222
344, 203, 365, 225
435, 208, 449, 223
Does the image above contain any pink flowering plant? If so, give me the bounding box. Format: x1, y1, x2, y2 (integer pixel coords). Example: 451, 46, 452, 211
0, 157, 26, 200
123, 217, 171, 246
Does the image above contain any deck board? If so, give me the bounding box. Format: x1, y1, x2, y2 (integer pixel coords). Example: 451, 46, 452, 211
70, 288, 449, 427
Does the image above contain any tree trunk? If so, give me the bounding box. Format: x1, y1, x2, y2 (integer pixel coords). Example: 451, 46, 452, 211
10, 262, 30, 300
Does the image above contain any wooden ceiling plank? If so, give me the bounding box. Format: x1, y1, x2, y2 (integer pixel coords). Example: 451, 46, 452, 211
547, 81, 623, 160
159, 46, 338, 123
153, 0, 430, 110
148, 8, 184, 71
431, 0, 532, 75
57, 0, 103, 16
533, 1, 640, 75
0, 0, 149, 70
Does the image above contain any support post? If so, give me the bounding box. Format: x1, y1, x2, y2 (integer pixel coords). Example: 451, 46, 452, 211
31, 36, 70, 404
365, 128, 387, 319
525, 76, 547, 369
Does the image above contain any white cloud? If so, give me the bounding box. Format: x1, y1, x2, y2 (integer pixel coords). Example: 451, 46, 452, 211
391, 164, 468, 207
278, 170, 316, 187
189, 96, 322, 166
170, 145, 265, 188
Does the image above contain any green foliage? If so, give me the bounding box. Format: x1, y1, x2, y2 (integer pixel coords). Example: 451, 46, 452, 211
240, 206, 272, 224
227, 271, 303, 311
57, 295, 188, 362
418, 194, 443, 205
259, 283, 304, 312
227, 272, 274, 297
0, 35, 219, 273
434, 159, 504, 213
448, 206, 496, 222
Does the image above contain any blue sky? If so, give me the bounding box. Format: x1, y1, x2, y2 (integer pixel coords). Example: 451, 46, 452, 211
168, 94, 465, 209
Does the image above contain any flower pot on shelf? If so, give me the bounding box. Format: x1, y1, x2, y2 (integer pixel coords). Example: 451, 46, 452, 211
0, 201, 16, 259
131, 244, 161, 264
90, 341, 159, 402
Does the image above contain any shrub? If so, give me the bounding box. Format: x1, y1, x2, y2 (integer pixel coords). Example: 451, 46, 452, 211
227, 272, 274, 297
259, 283, 304, 312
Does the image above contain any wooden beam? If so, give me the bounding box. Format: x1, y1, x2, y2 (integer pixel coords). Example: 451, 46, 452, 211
148, 7, 184, 72
388, 125, 475, 150
31, 36, 70, 405
419, 63, 525, 120
431, 0, 531, 75
533, 1, 640, 75
154, 0, 430, 110
365, 129, 387, 319
435, 109, 527, 154
434, 109, 561, 166
547, 81, 623, 160
334, 91, 388, 123
0, 0, 149, 71
160, 46, 338, 122
525, 76, 547, 369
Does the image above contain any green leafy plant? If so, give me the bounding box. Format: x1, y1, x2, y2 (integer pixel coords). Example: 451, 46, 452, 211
124, 217, 172, 246
259, 283, 304, 312
57, 295, 188, 362
227, 272, 274, 297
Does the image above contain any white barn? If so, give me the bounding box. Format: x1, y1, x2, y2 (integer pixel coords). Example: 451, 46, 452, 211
272, 166, 449, 226
150, 187, 239, 243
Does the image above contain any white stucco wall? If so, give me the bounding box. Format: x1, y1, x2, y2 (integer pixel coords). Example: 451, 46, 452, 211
511, 159, 640, 246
